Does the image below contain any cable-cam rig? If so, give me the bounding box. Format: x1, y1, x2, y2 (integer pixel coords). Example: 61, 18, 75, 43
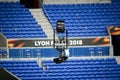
53, 20, 69, 64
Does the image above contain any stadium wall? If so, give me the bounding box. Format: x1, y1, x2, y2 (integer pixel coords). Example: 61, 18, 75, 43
9, 46, 110, 58
43, 0, 111, 4
0, 0, 19, 2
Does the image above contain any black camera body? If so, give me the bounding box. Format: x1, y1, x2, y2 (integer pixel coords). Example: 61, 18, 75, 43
56, 20, 65, 33
53, 56, 68, 64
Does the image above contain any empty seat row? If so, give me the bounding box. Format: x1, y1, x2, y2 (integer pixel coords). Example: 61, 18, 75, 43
43, 2, 120, 37
0, 58, 120, 79
4, 34, 47, 38
0, 18, 35, 21
0, 2, 47, 38
42, 58, 120, 79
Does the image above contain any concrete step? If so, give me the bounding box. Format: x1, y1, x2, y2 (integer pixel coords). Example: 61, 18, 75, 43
36, 19, 49, 21
30, 9, 57, 38
115, 56, 120, 64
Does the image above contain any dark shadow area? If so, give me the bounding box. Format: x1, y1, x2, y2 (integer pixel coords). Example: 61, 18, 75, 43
20, 0, 42, 8
112, 35, 120, 56
0, 67, 20, 80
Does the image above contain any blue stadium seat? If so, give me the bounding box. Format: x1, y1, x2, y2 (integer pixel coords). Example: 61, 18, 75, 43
42, 58, 120, 79
0, 2, 47, 38
43, 3, 120, 37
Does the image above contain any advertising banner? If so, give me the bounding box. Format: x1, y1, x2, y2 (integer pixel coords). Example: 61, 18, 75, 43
108, 26, 120, 35
8, 37, 110, 48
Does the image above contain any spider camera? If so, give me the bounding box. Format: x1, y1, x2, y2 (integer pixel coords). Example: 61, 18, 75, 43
53, 20, 69, 64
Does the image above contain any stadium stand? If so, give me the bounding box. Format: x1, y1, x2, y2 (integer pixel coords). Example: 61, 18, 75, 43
43, 58, 120, 80
0, 2, 47, 38
43, 2, 120, 37
0, 0, 120, 80
0, 58, 120, 80
0, 60, 43, 80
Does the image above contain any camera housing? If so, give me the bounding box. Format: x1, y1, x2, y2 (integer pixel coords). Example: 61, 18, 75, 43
53, 56, 68, 64
56, 20, 65, 33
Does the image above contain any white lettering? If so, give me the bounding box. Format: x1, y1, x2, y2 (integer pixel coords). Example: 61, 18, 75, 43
69, 40, 82, 46
35, 40, 83, 47
50, 41, 53, 46
41, 41, 50, 46
35, 41, 51, 46
35, 41, 37, 46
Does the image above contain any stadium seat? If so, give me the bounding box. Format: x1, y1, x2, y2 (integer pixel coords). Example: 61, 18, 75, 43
43, 3, 120, 37
42, 58, 120, 79
0, 2, 47, 38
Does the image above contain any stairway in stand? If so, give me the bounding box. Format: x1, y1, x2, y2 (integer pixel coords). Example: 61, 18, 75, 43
30, 9, 54, 38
